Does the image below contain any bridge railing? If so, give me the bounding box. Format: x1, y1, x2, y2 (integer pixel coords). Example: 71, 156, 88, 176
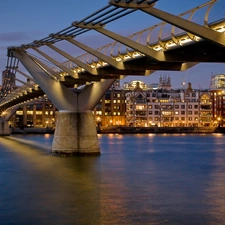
61, 0, 225, 71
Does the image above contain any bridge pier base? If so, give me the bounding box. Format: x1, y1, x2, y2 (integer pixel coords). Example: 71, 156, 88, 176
0, 121, 10, 136
51, 111, 100, 156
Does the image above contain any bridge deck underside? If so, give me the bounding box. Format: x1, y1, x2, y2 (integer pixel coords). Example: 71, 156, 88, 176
165, 41, 225, 63
1, 38, 225, 112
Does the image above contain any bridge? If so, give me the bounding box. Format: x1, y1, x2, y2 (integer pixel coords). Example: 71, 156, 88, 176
0, 0, 225, 155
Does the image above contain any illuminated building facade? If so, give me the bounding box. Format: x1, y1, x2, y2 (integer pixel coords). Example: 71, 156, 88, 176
6, 75, 225, 128
210, 74, 225, 127
10, 98, 57, 128
93, 89, 126, 127
126, 81, 212, 127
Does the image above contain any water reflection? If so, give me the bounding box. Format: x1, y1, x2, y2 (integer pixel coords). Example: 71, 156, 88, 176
0, 134, 225, 224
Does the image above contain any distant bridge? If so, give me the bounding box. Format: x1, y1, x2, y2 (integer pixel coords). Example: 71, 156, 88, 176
1, 0, 225, 155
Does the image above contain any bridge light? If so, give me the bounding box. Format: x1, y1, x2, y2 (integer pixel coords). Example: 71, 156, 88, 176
124, 54, 131, 60
116, 57, 122, 62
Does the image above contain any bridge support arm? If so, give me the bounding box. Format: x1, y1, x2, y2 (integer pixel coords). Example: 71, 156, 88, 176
78, 79, 116, 111
141, 7, 225, 46
72, 22, 165, 61
66, 38, 125, 70
94, 27, 165, 61
12, 50, 78, 111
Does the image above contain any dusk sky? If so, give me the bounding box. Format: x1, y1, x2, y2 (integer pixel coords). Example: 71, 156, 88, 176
0, 0, 225, 89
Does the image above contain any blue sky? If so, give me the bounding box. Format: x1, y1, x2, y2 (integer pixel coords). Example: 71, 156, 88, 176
0, 0, 224, 89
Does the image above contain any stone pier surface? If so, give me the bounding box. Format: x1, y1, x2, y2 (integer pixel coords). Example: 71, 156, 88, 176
0, 120, 10, 136
51, 111, 100, 156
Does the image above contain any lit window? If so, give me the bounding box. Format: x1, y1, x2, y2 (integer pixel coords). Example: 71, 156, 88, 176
27, 111, 33, 115
16, 111, 23, 115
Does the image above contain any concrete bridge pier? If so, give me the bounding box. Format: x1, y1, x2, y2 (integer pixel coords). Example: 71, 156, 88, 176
0, 119, 10, 136
12, 50, 116, 155
52, 111, 100, 156
0, 108, 18, 136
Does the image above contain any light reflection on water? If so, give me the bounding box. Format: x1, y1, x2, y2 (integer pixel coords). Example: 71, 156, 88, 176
0, 134, 225, 224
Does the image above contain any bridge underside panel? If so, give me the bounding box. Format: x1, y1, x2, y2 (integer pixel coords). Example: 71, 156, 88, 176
52, 111, 100, 156
165, 41, 225, 63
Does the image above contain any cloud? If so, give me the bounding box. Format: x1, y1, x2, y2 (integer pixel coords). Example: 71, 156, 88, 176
0, 32, 33, 43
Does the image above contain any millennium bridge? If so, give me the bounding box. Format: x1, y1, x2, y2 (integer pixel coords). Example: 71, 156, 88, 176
0, 0, 225, 155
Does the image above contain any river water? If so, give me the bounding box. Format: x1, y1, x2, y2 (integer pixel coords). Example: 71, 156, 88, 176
0, 133, 225, 225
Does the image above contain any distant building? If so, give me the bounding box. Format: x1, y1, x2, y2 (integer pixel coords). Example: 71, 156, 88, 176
210, 74, 225, 89
1, 70, 16, 97
2, 70, 16, 87
125, 81, 212, 127
159, 74, 171, 90
10, 97, 57, 128
209, 74, 225, 127
123, 80, 149, 90
8, 74, 225, 128
93, 88, 126, 127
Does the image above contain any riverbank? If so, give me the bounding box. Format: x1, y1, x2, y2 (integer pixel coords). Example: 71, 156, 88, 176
98, 126, 225, 134
10, 127, 54, 134
10, 126, 225, 134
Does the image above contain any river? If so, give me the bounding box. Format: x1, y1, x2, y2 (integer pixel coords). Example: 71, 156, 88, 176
0, 133, 225, 225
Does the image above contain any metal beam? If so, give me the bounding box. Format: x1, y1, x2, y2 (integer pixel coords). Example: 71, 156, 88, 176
28, 55, 63, 81
141, 7, 225, 46
47, 44, 98, 75
65, 37, 125, 70
16, 69, 36, 83
72, 22, 166, 61
32, 47, 79, 79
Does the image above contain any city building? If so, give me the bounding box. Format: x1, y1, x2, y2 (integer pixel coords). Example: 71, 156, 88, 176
93, 81, 126, 126
1, 70, 16, 98
210, 74, 225, 127
4, 72, 225, 128
125, 81, 212, 127
10, 97, 57, 128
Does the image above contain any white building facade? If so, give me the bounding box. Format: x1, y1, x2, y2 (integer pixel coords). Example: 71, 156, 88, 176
125, 81, 212, 127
